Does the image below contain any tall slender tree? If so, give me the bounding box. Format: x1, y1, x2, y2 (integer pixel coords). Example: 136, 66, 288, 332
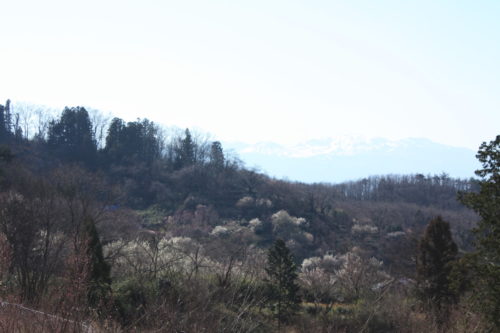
209, 141, 225, 171
416, 216, 457, 322
0, 100, 12, 142
265, 239, 300, 328
83, 217, 111, 310
174, 128, 195, 169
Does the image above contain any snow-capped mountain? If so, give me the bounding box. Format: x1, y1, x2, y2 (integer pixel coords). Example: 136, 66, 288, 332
224, 137, 480, 183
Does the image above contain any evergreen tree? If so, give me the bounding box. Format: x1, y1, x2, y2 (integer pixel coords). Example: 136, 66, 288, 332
137, 119, 162, 164
48, 107, 97, 165
0, 100, 12, 142
0, 103, 5, 141
265, 239, 300, 328
104, 117, 126, 162
174, 128, 195, 169
209, 141, 225, 171
104, 117, 161, 165
416, 216, 458, 322
4, 99, 11, 137
458, 135, 500, 328
83, 217, 111, 310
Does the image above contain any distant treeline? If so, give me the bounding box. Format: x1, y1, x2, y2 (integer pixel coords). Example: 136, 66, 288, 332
333, 174, 477, 209
0, 101, 227, 170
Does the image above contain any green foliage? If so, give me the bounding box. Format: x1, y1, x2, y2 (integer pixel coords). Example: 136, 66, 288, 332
458, 135, 500, 328
209, 141, 225, 171
48, 107, 97, 164
104, 117, 162, 165
416, 216, 458, 320
113, 277, 157, 325
174, 128, 196, 169
265, 239, 301, 326
0, 100, 12, 142
84, 217, 112, 309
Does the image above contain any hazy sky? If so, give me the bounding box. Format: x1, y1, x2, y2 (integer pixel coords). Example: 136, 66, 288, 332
1, 0, 499, 149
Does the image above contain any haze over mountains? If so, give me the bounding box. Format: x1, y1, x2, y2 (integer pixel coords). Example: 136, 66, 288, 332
225, 136, 480, 183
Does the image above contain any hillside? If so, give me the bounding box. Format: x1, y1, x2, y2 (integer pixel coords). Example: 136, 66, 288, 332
0, 100, 491, 332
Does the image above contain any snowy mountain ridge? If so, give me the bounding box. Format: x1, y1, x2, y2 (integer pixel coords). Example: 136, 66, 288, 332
224, 137, 480, 183
237, 136, 432, 158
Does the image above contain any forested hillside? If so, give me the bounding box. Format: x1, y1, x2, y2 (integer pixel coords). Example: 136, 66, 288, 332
0, 100, 496, 332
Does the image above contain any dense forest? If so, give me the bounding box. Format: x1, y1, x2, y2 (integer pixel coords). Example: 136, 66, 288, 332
0, 99, 498, 332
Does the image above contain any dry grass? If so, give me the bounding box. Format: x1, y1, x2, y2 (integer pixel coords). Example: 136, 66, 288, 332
0, 305, 90, 333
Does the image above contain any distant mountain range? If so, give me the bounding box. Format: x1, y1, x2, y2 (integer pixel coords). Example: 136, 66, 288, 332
224, 137, 480, 183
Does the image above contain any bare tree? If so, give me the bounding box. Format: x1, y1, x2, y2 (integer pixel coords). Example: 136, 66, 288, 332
0, 184, 66, 302
13, 102, 34, 139
9, 102, 57, 140
35, 107, 57, 141
87, 108, 111, 149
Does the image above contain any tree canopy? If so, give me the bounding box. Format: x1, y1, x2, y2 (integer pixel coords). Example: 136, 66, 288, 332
104, 117, 162, 165
458, 135, 500, 328
48, 107, 97, 165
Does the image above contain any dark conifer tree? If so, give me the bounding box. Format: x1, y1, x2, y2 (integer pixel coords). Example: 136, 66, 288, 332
265, 239, 300, 328
104, 117, 126, 162
209, 141, 225, 171
0, 103, 5, 142
4, 99, 11, 137
48, 107, 97, 165
416, 216, 458, 322
0, 100, 12, 142
83, 217, 111, 310
458, 135, 500, 329
136, 119, 162, 164
174, 128, 195, 169
104, 118, 161, 165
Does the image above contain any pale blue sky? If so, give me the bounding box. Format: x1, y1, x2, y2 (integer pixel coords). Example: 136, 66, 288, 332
0, 0, 499, 149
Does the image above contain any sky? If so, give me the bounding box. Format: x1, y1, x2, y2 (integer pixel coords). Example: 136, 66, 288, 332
0, 0, 499, 150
